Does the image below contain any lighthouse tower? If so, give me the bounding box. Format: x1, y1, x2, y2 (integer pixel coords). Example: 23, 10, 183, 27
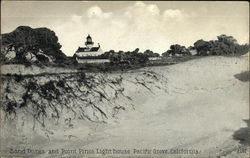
85, 34, 94, 50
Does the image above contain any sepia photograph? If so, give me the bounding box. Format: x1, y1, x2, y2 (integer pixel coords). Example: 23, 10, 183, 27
0, 1, 249, 158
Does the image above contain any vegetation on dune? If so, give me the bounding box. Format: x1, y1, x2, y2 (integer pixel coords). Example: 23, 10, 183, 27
1, 68, 167, 134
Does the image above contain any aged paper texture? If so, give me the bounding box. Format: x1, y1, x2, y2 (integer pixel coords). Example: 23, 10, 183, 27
1, 1, 249, 158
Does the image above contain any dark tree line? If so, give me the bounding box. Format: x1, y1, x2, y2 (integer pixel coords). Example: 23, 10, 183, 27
161, 34, 249, 57
1, 26, 66, 64
193, 34, 249, 56
99, 34, 249, 67
1, 26, 249, 67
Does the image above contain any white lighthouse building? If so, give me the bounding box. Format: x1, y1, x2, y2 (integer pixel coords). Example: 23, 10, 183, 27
74, 35, 107, 63
75, 35, 103, 57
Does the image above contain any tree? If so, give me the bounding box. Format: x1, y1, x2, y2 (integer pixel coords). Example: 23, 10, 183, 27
144, 49, 160, 57
193, 35, 249, 56
1, 26, 66, 63
217, 34, 238, 45
235, 44, 249, 56
164, 44, 191, 57
193, 40, 211, 56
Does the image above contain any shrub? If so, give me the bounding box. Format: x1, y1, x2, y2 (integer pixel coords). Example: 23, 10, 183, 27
36, 54, 50, 63
109, 48, 149, 66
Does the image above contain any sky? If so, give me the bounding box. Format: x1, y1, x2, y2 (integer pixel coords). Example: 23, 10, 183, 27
1, 1, 249, 56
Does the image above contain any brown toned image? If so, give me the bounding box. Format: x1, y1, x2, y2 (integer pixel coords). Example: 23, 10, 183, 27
0, 1, 249, 158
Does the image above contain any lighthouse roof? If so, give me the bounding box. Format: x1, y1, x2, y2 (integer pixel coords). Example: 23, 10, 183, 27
87, 34, 92, 39
76, 46, 100, 53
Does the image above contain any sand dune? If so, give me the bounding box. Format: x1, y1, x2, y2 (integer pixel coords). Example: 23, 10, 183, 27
1, 55, 249, 158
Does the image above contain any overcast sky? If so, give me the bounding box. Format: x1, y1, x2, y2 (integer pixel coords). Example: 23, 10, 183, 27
1, 1, 249, 56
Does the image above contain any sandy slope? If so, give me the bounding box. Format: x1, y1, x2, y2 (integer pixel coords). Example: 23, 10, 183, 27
75, 56, 249, 157
34, 55, 248, 158
1, 55, 249, 158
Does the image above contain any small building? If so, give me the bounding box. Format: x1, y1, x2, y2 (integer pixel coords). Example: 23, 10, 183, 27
149, 57, 162, 61
74, 35, 109, 63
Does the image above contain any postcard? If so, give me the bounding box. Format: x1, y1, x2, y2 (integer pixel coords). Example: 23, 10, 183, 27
0, 1, 249, 158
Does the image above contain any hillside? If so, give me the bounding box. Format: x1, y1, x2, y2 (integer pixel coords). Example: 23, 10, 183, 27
0, 54, 249, 158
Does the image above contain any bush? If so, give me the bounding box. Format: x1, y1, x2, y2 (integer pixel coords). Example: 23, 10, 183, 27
109, 48, 149, 66
36, 54, 50, 62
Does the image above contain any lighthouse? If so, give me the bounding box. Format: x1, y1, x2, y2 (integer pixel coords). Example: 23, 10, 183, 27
74, 34, 104, 62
